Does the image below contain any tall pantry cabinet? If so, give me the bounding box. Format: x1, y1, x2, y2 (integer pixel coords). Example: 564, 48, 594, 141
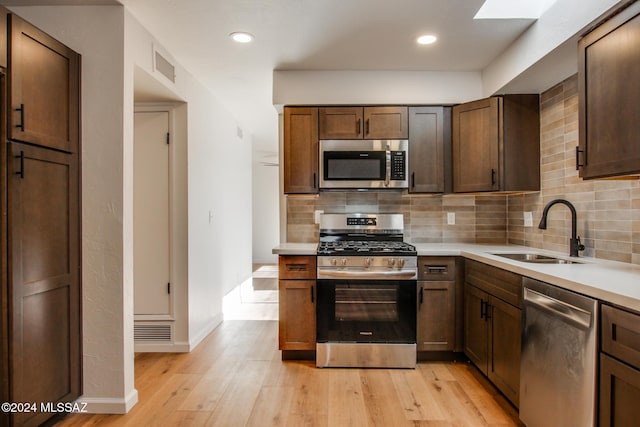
1, 11, 82, 427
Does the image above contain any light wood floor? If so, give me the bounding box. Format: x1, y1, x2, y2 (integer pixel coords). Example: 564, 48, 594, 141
54, 319, 522, 427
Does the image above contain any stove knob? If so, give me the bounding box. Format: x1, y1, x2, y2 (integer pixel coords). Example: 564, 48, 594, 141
341, 258, 348, 266
330, 258, 337, 266
388, 258, 396, 267
364, 257, 371, 267
397, 258, 406, 268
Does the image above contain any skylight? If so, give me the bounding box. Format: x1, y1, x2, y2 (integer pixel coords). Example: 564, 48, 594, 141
474, 0, 558, 19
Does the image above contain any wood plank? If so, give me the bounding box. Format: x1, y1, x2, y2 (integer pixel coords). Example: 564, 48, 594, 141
391, 369, 446, 421
53, 319, 522, 427
246, 386, 295, 427
327, 369, 369, 427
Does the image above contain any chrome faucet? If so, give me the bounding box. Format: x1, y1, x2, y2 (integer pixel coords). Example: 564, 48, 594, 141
538, 199, 585, 257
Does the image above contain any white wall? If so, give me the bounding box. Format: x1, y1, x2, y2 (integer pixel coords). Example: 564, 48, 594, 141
482, 0, 622, 95
273, 70, 484, 107
9, 5, 137, 413
11, 4, 254, 414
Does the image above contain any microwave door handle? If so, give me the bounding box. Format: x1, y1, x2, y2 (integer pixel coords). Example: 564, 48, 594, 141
385, 149, 391, 187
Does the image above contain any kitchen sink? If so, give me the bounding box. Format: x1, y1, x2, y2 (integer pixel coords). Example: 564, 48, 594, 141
492, 253, 584, 264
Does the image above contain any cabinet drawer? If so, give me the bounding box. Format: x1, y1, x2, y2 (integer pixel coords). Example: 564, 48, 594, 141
418, 257, 456, 281
602, 304, 640, 367
279, 256, 317, 280
464, 259, 521, 308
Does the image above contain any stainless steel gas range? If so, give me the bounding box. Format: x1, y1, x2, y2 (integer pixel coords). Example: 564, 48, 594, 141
316, 213, 417, 368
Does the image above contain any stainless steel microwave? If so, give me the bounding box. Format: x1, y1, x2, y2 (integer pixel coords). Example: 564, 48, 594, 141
319, 139, 409, 189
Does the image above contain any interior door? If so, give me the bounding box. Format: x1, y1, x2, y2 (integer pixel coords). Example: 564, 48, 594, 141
8, 142, 80, 427
134, 111, 171, 316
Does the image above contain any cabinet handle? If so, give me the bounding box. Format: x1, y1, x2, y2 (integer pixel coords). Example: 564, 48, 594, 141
15, 104, 25, 131
575, 146, 584, 170
485, 302, 492, 320
491, 168, 496, 185
480, 300, 486, 319
311, 285, 314, 303
419, 287, 423, 305
411, 172, 415, 189
15, 150, 25, 179
427, 266, 447, 273
356, 118, 361, 135
365, 118, 370, 135
313, 172, 317, 189
287, 264, 308, 272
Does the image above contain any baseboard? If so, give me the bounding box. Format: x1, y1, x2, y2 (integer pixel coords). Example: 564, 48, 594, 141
79, 388, 139, 414
188, 312, 223, 350
134, 341, 190, 352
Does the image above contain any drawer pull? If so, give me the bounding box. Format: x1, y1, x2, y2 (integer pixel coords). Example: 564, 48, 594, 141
426, 266, 447, 273
286, 264, 308, 272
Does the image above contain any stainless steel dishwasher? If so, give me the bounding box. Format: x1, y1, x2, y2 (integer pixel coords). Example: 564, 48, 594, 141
520, 277, 598, 427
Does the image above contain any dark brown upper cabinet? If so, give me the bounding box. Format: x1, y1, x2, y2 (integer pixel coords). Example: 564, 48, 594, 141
8, 14, 80, 153
452, 95, 540, 193
284, 107, 319, 194
577, 1, 640, 179
408, 106, 451, 193
0, 8, 8, 69
319, 106, 408, 139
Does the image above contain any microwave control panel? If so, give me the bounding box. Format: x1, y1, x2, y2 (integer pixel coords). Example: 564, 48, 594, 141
390, 151, 406, 180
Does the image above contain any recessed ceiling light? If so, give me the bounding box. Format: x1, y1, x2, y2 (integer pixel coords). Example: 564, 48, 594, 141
230, 32, 254, 43
417, 34, 437, 45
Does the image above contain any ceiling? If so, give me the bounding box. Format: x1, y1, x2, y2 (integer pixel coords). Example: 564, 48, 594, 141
5, 0, 552, 153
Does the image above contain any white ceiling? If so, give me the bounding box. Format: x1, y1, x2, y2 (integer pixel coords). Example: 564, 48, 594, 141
4, 0, 554, 152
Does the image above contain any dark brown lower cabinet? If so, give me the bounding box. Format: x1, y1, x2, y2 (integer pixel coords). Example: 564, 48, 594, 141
600, 304, 640, 426
600, 353, 640, 427
463, 262, 522, 407
7, 142, 81, 427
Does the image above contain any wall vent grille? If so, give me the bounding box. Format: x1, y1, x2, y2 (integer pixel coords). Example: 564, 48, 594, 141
154, 50, 175, 83
134, 324, 172, 342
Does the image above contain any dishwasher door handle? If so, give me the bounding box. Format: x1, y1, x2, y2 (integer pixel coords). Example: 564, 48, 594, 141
524, 287, 592, 329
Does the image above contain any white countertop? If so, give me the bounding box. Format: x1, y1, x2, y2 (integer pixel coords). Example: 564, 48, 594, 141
273, 242, 640, 312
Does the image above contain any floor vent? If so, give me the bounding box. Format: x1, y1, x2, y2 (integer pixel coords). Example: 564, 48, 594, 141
134, 324, 172, 342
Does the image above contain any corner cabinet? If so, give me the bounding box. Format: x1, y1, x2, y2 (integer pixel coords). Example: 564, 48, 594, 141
408, 107, 451, 193
599, 304, 640, 426
577, 1, 640, 179
452, 95, 539, 193
464, 259, 521, 407
2, 12, 82, 427
278, 256, 316, 358
319, 106, 408, 139
283, 107, 318, 194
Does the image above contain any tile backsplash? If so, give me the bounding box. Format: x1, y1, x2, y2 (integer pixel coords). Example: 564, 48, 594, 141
507, 75, 640, 265
285, 74, 640, 265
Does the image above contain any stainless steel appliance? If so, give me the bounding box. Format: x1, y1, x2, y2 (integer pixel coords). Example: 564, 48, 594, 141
319, 139, 408, 189
520, 277, 598, 427
316, 213, 417, 368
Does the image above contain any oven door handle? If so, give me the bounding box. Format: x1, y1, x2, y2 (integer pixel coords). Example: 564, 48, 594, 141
317, 269, 417, 279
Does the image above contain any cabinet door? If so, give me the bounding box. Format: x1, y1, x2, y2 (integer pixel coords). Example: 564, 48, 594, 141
487, 295, 521, 407
578, 2, 640, 179
279, 280, 316, 350
452, 98, 499, 192
0, 7, 8, 68
600, 353, 640, 427
463, 284, 488, 372
8, 14, 80, 153
417, 281, 455, 351
284, 107, 318, 193
408, 106, 444, 193
8, 142, 80, 427
364, 106, 408, 139
319, 107, 363, 139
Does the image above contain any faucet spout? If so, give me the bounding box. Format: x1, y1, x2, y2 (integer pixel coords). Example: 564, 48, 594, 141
538, 199, 585, 257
